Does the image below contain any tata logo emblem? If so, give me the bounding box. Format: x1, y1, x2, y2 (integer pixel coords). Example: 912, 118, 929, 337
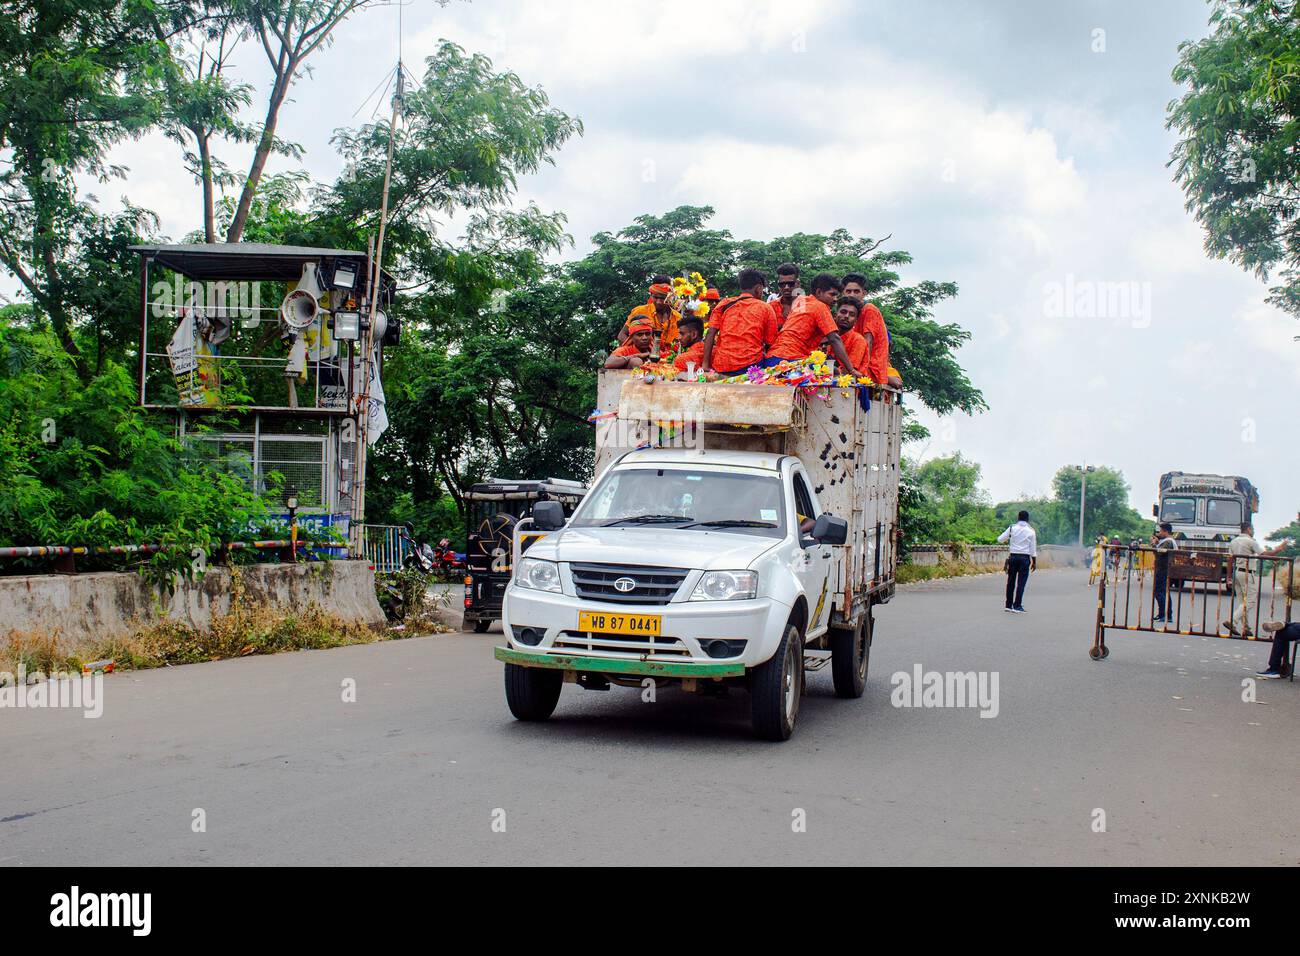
613, 577, 637, 593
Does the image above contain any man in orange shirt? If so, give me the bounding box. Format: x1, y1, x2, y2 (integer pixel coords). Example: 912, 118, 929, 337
619, 279, 680, 350
769, 262, 800, 327
824, 297, 870, 372
672, 316, 705, 376
766, 273, 860, 375
702, 269, 774, 375
605, 318, 658, 369
842, 271, 889, 385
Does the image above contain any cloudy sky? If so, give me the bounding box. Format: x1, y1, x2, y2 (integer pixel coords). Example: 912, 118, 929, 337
51, 0, 1300, 537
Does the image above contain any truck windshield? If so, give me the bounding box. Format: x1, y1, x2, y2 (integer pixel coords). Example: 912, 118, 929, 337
1206, 497, 1243, 526
571, 468, 787, 539
1160, 497, 1196, 523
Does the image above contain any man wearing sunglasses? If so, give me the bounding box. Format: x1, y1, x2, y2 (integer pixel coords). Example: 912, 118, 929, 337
770, 262, 800, 327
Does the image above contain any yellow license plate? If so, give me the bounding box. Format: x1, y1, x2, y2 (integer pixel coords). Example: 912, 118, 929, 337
578, 611, 661, 636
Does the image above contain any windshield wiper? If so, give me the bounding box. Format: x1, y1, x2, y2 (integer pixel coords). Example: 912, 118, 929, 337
601, 514, 689, 526
681, 519, 778, 529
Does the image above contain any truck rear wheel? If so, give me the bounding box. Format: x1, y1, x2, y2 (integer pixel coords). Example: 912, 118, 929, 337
830, 612, 871, 699
503, 663, 563, 721
750, 621, 803, 741
473, 619, 492, 634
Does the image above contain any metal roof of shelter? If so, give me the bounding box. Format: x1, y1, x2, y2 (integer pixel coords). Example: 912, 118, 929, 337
129, 243, 395, 289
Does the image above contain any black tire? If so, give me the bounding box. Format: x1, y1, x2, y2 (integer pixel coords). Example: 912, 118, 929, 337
473, 619, 492, 634
503, 663, 562, 721
830, 613, 871, 699
750, 621, 804, 741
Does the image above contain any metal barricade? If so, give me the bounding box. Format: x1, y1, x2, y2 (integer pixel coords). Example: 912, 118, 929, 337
1090, 544, 1296, 660
363, 524, 408, 573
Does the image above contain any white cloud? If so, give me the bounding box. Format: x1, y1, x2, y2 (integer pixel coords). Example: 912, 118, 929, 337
1234, 298, 1300, 382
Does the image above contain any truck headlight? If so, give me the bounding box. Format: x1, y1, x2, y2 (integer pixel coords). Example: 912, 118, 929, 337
517, 557, 562, 593
690, 570, 758, 601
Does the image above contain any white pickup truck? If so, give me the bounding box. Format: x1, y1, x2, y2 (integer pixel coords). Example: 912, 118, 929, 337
493, 370, 902, 740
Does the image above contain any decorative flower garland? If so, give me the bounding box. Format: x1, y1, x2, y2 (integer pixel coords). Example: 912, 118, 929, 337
667, 271, 711, 319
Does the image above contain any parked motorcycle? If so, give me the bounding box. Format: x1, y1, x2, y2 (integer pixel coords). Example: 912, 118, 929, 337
431, 538, 466, 578
400, 525, 438, 575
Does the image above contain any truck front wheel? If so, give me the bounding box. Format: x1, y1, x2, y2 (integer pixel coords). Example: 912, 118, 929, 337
750, 621, 804, 741
503, 663, 563, 721
830, 612, 871, 699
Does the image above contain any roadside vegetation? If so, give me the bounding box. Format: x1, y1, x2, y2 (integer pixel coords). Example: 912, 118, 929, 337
896, 561, 994, 585
1, 605, 384, 682
0, 566, 452, 683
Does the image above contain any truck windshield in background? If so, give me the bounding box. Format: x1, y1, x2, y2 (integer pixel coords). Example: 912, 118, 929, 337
1205, 497, 1243, 526
1160, 497, 1196, 523
570, 467, 788, 538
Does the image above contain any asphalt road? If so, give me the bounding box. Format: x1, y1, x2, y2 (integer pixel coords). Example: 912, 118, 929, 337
2, 567, 1296, 866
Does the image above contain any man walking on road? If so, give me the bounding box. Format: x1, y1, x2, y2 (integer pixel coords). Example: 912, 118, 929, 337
998, 510, 1037, 613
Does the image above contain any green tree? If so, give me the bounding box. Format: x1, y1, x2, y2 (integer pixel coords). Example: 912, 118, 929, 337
1168, 0, 1300, 319
0, 0, 199, 377
993, 497, 1060, 540
0, 311, 311, 580
158, 4, 261, 243
308, 42, 583, 517
1266, 513, 1300, 557
1046, 466, 1153, 545
910, 453, 1002, 544
222, 0, 390, 243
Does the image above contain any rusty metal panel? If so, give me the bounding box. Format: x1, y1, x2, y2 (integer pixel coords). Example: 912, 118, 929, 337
1170, 550, 1229, 582
618, 380, 797, 428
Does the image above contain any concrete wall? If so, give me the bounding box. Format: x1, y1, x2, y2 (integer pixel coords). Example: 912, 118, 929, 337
908, 545, 1006, 568
907, 543, 1089, 569
0, 560, 384, 643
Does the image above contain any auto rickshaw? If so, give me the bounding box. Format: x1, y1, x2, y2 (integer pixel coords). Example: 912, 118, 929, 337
461, 478, 587, 633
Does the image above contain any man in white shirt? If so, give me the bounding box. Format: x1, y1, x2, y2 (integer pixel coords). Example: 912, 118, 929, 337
998, 510, 1038, 613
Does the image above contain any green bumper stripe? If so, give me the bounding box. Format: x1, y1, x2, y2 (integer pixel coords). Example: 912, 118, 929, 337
494, 646, 744, 678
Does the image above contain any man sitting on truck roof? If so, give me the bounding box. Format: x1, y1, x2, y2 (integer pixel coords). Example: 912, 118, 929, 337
618, 278, 680, 349
673, 316, 706, 376
842, 272, 890, 386
765, 273, 861, 376
701, 268, 775, 375
605, 318, 658, 369
824, 297, 871, 373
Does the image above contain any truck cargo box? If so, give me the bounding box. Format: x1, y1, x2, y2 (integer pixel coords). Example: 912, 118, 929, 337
593, 370, 902, 610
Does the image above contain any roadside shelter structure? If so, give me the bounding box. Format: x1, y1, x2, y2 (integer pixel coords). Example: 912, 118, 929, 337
130, 243, 398, 553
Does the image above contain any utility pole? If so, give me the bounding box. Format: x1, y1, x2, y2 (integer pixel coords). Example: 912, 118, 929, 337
349, 62, 404, 558
1074, 463, 1096, 548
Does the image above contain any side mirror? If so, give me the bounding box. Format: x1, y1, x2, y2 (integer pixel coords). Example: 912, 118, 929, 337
532, 500, 565, 532
812, 513, 848, 545
1151, 504, 1158, 518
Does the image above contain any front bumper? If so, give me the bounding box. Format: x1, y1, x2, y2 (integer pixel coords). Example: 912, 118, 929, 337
495, 646, 745, 678
502, 581, 791, 668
